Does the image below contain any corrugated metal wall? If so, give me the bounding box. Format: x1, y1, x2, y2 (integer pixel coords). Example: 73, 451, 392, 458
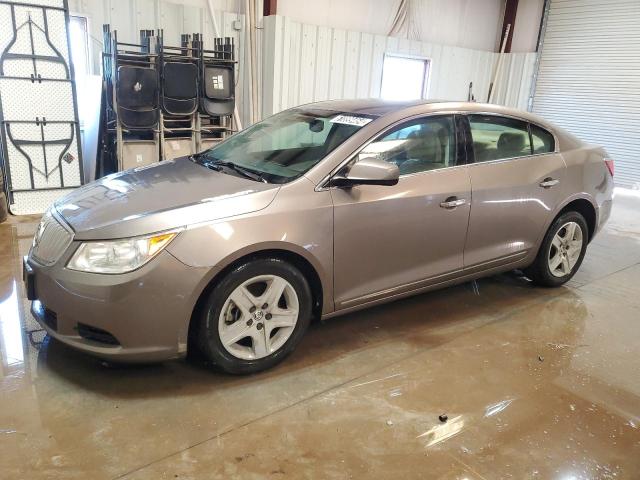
67, 0, 253, 126
532, 0, 640, 188
66, 2, 537, 129
262, 15, 536, 117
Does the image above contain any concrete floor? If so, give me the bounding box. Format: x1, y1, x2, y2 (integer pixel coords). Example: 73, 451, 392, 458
1, 193, 639, 480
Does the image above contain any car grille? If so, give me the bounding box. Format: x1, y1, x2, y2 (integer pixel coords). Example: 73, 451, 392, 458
30, 210, 73, 266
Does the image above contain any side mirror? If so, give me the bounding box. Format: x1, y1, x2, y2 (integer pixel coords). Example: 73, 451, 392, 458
330, 158, 399, 187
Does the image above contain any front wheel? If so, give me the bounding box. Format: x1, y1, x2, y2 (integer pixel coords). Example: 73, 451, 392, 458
194, 258, 312, 374
524, 211, 588, 287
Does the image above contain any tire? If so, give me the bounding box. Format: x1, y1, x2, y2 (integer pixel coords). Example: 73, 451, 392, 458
194, 257, 312, 374
525, 211, 589, 287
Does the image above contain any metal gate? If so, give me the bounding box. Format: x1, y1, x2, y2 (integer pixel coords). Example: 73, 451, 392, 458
531, 0, 640, 188
0, 0, 83, 215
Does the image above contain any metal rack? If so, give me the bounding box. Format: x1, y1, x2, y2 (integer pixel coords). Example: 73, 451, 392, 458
95, 26, 236, 179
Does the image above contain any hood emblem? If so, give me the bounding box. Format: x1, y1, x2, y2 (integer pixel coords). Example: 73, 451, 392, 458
133, 81, 142, 92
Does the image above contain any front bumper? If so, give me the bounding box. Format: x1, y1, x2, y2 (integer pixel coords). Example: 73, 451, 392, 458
25, 249, 210, 362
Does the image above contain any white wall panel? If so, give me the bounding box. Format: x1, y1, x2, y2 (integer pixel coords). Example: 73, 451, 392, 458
262, 16, 535, 117
512, 0, 545, 53
492, 52, 537, 110
532, 0, 640, 188
277, 0, 503, 52
328, 28, 346, 101
314, 26, 332, 101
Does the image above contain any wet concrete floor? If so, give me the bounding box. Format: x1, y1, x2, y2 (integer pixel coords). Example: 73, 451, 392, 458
1, 193, 639, 479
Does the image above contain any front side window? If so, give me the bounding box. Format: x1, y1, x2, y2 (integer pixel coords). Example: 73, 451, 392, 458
197, 109, 372, 183
358, 116, 456, 175
469, 115, 531, 162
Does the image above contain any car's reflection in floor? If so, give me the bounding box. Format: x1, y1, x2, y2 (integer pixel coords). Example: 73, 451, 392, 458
1, 193, 639, 479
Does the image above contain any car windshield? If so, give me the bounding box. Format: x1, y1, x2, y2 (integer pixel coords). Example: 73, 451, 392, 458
194, 108, 374, 183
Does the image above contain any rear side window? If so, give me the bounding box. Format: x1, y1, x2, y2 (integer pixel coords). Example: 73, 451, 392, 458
530, 124, 555, 154
469, 115, 531, 162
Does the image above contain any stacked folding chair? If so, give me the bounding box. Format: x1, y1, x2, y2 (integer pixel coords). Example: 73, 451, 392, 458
194, 34, 235, 151
98, 28, 161, 174
159, 33, 199, 161
95, 26, 236, 178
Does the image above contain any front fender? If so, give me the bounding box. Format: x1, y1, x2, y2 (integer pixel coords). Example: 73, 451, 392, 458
167, 185, 334, 315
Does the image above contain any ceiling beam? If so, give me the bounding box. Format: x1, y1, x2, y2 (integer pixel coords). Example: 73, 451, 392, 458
263, 0, 277, 17
500, 0, 519, 53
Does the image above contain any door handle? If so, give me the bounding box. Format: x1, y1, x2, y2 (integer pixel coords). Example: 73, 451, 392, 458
539, 177, 559, 188
440, 196, 466, 209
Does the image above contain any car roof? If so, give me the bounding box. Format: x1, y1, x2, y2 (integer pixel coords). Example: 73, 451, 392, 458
307, 98, 442, 116
304, 98, 556, 130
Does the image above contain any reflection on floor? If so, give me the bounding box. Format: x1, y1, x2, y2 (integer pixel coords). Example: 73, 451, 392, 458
1, 193, 639, 479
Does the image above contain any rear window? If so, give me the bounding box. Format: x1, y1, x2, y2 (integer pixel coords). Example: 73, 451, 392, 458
530, 124, 555, 154
468, 115, 531, 162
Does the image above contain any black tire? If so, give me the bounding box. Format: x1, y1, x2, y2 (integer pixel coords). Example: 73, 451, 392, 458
525, 211, 589, 287
194, 257, 312, 374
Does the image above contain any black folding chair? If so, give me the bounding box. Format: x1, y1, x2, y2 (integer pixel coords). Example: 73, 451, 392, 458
162, 61, 198, 116
116, 66, 159, 130
200, 64, 235, 116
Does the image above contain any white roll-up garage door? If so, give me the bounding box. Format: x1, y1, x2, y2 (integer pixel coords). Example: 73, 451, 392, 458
532, 0, 640, 188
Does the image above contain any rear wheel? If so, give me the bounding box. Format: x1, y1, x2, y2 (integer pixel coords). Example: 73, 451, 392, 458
195, 258, 312, 374
525, 211, 588, 287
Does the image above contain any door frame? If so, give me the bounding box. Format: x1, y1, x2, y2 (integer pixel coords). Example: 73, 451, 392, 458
327, 113, 472, 308
318, 112, 470, 190
460, 112, 566, 270
457, 112, 561, 166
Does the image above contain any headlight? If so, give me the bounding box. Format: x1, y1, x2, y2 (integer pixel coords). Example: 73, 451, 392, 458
67, 230, 181, 274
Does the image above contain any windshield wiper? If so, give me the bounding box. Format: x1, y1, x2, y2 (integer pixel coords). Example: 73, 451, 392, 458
202, 160, 267, 183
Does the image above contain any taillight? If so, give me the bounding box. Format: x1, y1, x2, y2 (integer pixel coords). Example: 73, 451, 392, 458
604, 158, 614, 177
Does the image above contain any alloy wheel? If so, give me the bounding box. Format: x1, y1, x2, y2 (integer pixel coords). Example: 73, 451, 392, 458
548, 221, 583, 278
218, 274, 299, 360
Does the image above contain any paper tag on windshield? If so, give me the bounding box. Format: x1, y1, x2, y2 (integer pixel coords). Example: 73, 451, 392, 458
330, 115, 372, 127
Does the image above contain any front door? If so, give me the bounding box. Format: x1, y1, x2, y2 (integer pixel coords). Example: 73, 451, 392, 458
464, 114, 566, 269
331, 115, 471, 309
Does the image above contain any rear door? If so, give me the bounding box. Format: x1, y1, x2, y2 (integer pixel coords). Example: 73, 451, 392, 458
463, 114, 565, 269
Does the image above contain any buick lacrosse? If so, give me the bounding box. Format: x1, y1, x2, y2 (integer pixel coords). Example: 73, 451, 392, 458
24, 100, 613, 373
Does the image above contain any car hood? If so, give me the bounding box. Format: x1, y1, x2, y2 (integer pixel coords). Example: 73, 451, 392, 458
55, 157, 280, 240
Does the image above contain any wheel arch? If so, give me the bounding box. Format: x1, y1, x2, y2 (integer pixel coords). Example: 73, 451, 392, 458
527, 194, 598, 269
187, 245, 327, 352
556, 197, 597, 242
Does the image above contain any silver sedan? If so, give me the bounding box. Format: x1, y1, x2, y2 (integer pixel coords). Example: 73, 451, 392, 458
24, 100, 614, 373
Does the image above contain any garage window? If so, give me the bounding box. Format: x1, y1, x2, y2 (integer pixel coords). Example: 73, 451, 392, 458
468, 115, 532, 162
380, 54, 430, 101
69, 15, 90, 79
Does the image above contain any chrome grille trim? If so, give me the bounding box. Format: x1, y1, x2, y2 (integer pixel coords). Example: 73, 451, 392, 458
30, 209, 74, 266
